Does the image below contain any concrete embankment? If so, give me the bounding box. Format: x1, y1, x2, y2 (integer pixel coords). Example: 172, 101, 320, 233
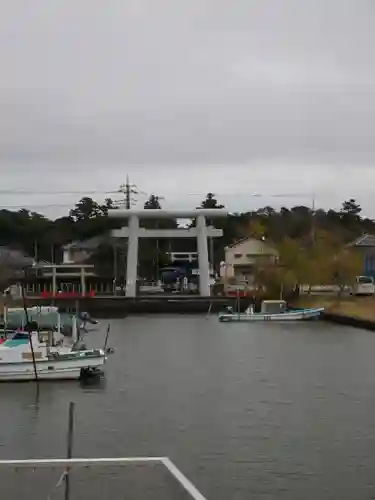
295, 296, 375, 331
1, 296, 245, 317
4, 295, 375, 330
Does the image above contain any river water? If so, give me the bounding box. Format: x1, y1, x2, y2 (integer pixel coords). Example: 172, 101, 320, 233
2, 315, 375, 499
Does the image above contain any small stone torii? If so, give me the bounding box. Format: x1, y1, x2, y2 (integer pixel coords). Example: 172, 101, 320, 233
109, 208, 228, 297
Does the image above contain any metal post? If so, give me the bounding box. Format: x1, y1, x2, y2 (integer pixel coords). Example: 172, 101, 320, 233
113, 244, 118, 295
80, 267, 86, 296
64, 402, 75, 500
52, 266, 57, 296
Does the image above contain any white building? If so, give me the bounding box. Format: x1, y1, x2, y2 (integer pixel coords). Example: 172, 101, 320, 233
220, 237, 278, 284
62, 237, 102, 264
166, 251, 198, 263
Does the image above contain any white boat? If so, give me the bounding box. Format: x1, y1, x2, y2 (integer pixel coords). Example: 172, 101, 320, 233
0, 308, 107, 381
218, 299, 324, 322
0, 329, 107, 381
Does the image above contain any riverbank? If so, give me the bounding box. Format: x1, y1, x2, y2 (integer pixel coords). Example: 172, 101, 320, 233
295, 295, 375, 330
2, 294, 375, 327
0, 295, 239, 316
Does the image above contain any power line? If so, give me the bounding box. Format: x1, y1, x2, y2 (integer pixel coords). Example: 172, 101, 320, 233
0, 189, 351, 211
0, 188, 329, 200
0, 189, 119, 195
0, 179, 141, 210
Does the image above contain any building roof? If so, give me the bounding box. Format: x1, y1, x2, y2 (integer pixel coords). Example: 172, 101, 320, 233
348, 234, 375, 248
225, 236, 279, 256
225, 236, 266, 249
62, 236, 103, 251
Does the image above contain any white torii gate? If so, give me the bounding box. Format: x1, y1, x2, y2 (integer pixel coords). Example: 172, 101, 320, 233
109, 208, 227, 297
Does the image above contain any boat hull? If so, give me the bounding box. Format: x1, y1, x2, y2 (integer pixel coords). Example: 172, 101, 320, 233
218, 308, 324, 322
0, 354, 106, 381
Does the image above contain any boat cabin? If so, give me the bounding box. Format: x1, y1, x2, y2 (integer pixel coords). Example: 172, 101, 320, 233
261, 300, 287, 314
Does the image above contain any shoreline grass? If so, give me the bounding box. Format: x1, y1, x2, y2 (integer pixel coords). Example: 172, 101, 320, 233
295, 295, 375, 322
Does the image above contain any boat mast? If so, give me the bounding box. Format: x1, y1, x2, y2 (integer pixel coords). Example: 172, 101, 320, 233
3, 302, 7, 330
21, 269, 38, 382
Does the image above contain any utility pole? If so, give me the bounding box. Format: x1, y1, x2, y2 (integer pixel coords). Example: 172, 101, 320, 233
125, 175, 131, 209
311, 193, 316, 246
117, 176, 139, 209
33, 239, 38, 263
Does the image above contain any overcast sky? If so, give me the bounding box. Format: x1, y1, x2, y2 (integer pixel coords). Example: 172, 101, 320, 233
1, 0, 375, 218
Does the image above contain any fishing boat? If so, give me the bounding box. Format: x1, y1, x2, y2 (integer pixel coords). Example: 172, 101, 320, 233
218, 299, 324, 322
0, 304, 109, 380
0, 327, 107, 381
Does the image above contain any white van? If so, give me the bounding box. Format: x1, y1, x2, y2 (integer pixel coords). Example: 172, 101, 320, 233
351, 276, 375, 296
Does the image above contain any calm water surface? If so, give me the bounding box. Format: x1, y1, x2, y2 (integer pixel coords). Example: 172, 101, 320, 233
1, 315, 375, 499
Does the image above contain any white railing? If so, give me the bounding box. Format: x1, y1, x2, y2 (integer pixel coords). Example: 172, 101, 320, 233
0, 456, 208, 500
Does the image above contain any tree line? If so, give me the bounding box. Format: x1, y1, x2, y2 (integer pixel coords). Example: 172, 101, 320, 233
0, 194, 370, 283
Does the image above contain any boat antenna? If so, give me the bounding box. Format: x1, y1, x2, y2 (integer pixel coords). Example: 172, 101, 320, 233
21, 267, 38, 382
103, 323, 111, 351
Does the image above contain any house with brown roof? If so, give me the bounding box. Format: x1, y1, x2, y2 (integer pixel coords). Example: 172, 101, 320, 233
220, 237, 278, 284
347, 233, 375, 277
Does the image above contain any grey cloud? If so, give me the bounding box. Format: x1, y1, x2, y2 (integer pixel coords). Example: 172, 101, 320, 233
0, 0, 375, 214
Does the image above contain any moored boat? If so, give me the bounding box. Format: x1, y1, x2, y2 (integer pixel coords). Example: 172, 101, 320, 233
218, 299, 324, 322
1, 305, 99, 343
0, 305, 108, 381
0, 329, 107, 381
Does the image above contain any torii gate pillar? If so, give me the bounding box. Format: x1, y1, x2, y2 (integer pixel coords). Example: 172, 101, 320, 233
196, 214, 210, 296
109, 208, 228, 297
126, 214, 140, 298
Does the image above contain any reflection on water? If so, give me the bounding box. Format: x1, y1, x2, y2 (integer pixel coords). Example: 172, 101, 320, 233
1, 315, 375, 499
79, 376, 107, 391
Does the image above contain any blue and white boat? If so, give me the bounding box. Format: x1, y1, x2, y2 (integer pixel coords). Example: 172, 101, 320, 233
218, 300, 324, 322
